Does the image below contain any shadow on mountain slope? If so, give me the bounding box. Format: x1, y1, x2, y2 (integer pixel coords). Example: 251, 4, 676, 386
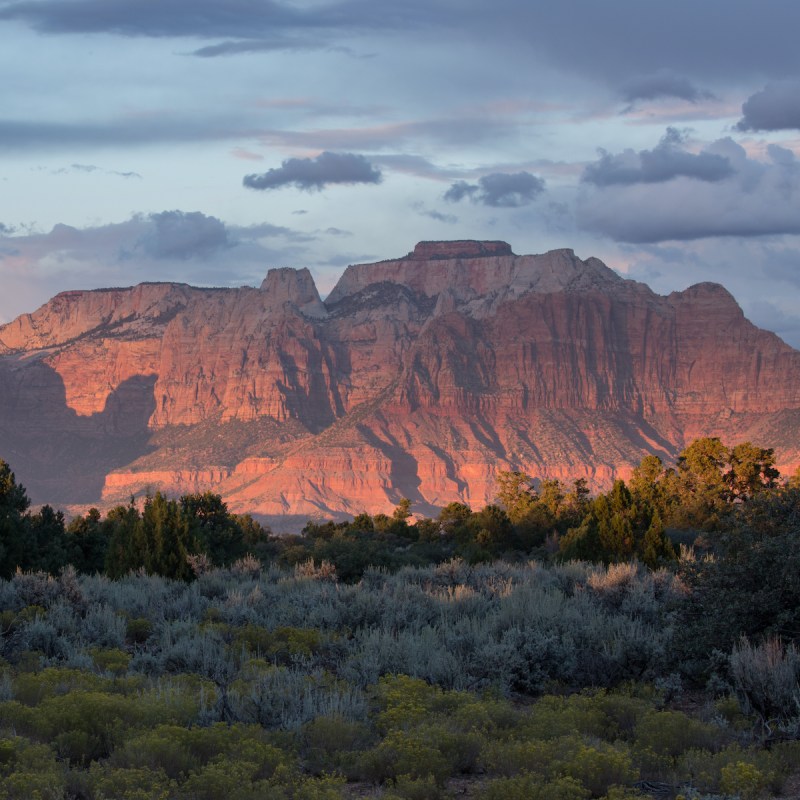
0, 356, 156, 505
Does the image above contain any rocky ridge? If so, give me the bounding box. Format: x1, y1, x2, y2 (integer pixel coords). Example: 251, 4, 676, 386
1, 240, 798, 520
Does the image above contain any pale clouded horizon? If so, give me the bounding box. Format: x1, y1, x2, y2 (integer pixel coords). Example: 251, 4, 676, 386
1, 0, 800, 346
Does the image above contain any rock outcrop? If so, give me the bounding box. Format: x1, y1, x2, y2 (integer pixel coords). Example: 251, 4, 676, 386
1, 240, 799, 520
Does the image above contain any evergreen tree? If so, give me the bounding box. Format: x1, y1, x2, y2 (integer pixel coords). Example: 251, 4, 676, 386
104, 501, 142, 578
671, 437, 731, 530
181, 492, 247, 566
140, 492, 194, 581
0, 459, 30, 577
640, 509, 675, 568
65, 508, 107, 574
27, 504, 67, 573
724, 442, 780, 501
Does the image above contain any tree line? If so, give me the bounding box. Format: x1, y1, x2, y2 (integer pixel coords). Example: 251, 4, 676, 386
1, 437, 798, 582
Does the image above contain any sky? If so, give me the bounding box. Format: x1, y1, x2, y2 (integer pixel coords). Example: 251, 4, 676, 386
2, 0, 800, 346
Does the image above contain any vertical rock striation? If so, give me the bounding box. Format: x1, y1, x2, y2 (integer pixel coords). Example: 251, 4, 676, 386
1, 240, 798, 518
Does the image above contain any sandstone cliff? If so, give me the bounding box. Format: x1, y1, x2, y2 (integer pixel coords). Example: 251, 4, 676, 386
1, 240, 798, 520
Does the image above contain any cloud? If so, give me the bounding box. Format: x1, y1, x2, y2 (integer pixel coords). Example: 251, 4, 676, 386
747, 300, 800, 346
0, 211, 317, 321
50, 163, 143, 179
421, 209, 458, 224
243, 151, 382, 191
737, 82, 800, 131
444, 171, 545, 208
411, 202, 458, 223
621, 70, 712, 104
0, 115, 255, 152
582, 128, 734, 186
258, 116, 515, 153
140, 211, 230, 260
4, 0, 800, 87
619, 239, 800, 348
371, 154, 465, 180
190, 37, 324, 57
0, 0, 317, 38
443, 181, 478, 203
466, 0, 800, 84
0, 0, 456, 41
231, 148, 263, 161
578, 136, 800, 242
0, 111, 520, 160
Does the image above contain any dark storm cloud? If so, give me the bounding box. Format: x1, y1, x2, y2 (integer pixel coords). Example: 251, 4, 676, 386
621, 70, 712, 103
143, 211, 229, 260
0, 0, 317, 37
0, 0, 447, 42
736, 82, 800, 131
583, 129, 734, 187
443, 181, 478, 203
578, 137, 800, 243
3, 0, 800, 82
444, 171, 545, 208
0, 211, 306, 264
243, 151, 382, 191
471, 0, 800, 83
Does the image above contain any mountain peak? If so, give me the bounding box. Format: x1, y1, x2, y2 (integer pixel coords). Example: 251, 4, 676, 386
2, 239, 799, 519
326, 242, 617, 309
260, 267, 326, 316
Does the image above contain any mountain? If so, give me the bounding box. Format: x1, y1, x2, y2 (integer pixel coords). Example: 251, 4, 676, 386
1, 240, 799, 522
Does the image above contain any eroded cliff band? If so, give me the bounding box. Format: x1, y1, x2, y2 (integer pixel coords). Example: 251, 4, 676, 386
0, 241, 798, 521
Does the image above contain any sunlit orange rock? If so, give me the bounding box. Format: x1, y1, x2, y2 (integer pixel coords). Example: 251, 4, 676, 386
1, 240, 798, 522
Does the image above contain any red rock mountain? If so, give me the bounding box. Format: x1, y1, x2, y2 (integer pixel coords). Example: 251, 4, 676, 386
1, 240, 799, 522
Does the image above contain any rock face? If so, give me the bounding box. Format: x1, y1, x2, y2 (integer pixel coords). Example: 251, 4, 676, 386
1, 240, 799, 520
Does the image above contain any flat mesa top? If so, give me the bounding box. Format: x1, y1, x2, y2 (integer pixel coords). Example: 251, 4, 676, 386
409, 240, 514, 260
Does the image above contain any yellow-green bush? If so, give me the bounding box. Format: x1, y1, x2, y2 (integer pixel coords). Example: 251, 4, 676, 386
12, 667, 112, 706
0, 737, 66, 800
720, 761, 772, 800
90, 647, 132, 676
520, 695, 607, 741
382, 773, 446, 800
178, 758, 269, 800
590, 691, 652, 740
300, 715, 372, 777
88, 765, 175, 800
479, 774, 590, 800
482, 737, 564, 778
558, 742, 637, 798
358, 728, 451, 785
634, 710, 721, 759
679, 744, 782, 796
373, 675, 443, 733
